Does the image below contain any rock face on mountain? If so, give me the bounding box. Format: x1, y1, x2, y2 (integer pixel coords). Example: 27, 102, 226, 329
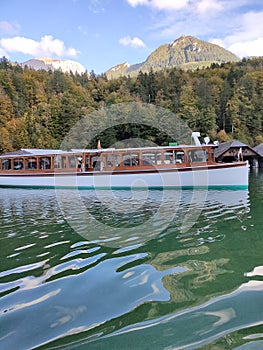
21, 58, 86, 74
106, 35, 240, 79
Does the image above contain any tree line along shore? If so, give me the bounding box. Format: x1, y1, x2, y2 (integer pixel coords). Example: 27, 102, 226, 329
0, 57, 262, 153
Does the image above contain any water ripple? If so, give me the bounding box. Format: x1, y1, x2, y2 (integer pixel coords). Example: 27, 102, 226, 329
0, 183, 260, 350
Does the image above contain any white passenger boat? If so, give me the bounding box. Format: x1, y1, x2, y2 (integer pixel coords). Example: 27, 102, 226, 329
0, 141, 249, 190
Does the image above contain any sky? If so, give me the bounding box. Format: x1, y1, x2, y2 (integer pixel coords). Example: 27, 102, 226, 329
0, 0, 263, 74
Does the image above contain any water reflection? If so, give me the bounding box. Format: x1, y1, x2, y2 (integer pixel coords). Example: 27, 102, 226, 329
56, 188, 249, 248
0, 183, 259, 350
0, 188, 249, 251
85, 280, 263, 350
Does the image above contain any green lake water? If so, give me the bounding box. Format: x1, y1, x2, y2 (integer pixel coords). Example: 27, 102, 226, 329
0, 169, 263, 349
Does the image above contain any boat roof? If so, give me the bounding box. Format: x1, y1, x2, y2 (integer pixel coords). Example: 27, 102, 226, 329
0, 144, 215, 158
0, 149, 74, 158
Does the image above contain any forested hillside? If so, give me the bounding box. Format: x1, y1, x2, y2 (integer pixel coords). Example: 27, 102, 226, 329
0, 56, 263, 154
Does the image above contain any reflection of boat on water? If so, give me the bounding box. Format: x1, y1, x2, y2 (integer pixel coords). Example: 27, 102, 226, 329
77, 187, 249, 210
87, 279, 263, 350
200, 188, 249, 207
0, 186, 250, 250
56, 187, 250, 248
0, 141, 249, 190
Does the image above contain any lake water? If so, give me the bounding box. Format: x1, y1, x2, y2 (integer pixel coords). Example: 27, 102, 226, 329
0, 170, 263, 350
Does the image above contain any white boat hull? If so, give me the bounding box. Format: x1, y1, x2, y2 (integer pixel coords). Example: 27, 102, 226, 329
0, 162, 249, 189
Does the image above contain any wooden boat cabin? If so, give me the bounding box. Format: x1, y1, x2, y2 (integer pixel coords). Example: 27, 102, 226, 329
0, 145, 216, 174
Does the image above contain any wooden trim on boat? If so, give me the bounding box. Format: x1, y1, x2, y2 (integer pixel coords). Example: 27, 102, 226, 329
0, 145, 249, 190
0, 145, 218, 175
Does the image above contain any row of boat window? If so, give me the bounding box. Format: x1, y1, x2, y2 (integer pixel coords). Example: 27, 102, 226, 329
2, 157, 53, 170
1, 150, 208, 171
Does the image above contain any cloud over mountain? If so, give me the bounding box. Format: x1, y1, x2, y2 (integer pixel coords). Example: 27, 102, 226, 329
125, 0, 263, 59
119, 36, 146, 48
0, 35, 78, 59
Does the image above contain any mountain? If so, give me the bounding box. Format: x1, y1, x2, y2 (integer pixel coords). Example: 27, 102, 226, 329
21, 58, 86, 74
106, 35, 240, 79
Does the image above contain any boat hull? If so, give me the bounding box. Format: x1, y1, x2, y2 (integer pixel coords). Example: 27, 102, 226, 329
0, 162, 249, 190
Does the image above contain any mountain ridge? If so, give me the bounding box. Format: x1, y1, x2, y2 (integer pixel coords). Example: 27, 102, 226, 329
18, 36, 240, 77
21, 58, 86, 74
106, 35, 240, 79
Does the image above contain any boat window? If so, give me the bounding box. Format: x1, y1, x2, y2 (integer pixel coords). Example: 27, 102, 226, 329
105, 154, 120, 168
91, 155, 101, 170
26, 157, 37, 170
14, 158, 24, 170
164, 151, 174, 164
142, 153, 154, 165
123, 153, 139, 166
40, 157, 51, 170
54, 155, 67, 168
142, 152, 162, 165
68, 155, 77, 168
175, 151, 185, 164
188, 149, 208, 163
1, 159, 11, 170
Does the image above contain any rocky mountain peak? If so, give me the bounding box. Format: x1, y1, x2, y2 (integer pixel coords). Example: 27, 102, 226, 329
106, 35, 240, 79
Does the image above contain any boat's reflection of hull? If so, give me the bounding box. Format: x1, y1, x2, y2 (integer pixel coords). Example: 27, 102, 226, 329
55, 187, 249, 248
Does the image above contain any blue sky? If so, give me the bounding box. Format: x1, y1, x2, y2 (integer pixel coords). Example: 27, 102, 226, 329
1, 0, 263, 73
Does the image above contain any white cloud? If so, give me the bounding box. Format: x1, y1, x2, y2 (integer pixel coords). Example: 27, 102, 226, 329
210, 38, 225, 47
119, 36, 146, 48
226, 11, 263, 43
126, 0, 230, 42
210, 10, 263, 57
127, 0, 253, 14
127, 0, 189, 10
196, 0, 223, 15
126, 0, 263, 59
0, 35, 78, 58
151, 0, 189, 11
127, 0, 148, 7
0, 47, 8, 58
228, 38, 263, 58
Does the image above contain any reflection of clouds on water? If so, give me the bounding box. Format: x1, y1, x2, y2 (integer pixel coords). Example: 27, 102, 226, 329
245, 266, 263, 277
90, 280, 263, 350
2, 289, 60, 314
203, 308, 236, 328
51, 305, 87, 328
0, 246, 187, 349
